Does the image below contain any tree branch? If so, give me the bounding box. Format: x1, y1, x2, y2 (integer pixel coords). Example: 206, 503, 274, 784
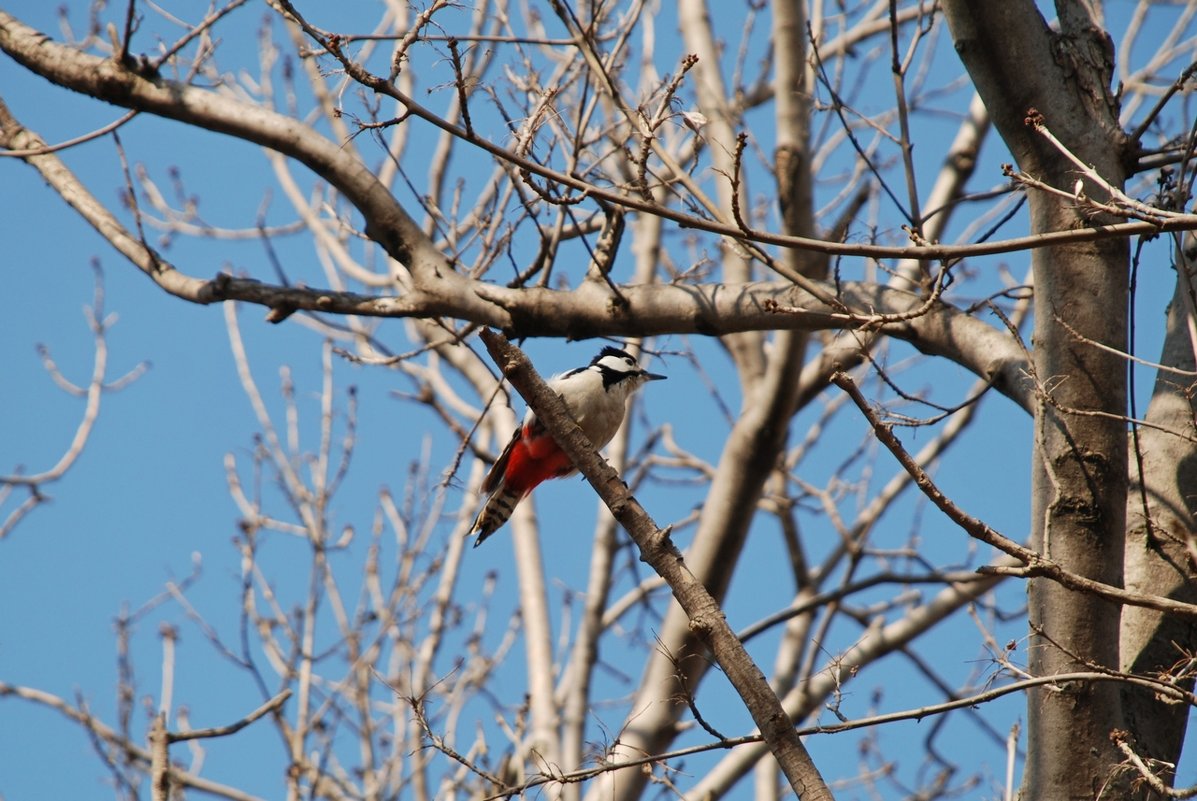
3, 9, 1196, 267
831, 370, 1197, 619
478, 328, 836, 801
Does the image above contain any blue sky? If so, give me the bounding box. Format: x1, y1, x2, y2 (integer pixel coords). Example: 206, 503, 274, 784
2, 1, 1194, 799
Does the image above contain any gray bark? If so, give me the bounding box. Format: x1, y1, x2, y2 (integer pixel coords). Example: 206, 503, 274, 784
1121, 249, 1197, 793
941, 2, 1183, 798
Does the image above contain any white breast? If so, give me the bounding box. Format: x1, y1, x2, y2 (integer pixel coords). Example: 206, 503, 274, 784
538, 368, 633, 449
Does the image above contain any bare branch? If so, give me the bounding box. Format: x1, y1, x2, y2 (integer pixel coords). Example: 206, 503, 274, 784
478, 328, 835, 801
832, 370, 1197, 619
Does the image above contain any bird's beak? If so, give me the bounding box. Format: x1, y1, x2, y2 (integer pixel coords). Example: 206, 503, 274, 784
641, 370, 667, 381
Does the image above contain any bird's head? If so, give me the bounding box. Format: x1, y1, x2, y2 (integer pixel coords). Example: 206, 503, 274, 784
590, 346, 667, 391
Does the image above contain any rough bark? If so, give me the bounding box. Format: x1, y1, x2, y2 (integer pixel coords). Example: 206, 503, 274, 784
942, 2, 1135, 798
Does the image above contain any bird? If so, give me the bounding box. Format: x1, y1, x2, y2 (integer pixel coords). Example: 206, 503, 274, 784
470, 346, 666, 546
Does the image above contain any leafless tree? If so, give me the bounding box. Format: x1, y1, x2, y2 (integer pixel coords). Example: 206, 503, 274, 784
2, 1, 1196, 800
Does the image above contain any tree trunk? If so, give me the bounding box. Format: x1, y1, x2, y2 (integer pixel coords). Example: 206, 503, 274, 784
941, 2, 1134, 797
1120, 243, 1197, 794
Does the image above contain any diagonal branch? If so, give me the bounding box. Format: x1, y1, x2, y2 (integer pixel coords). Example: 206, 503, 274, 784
478, 328, 836, 801
168, 689, 291, 743
831, 370, 1197, 619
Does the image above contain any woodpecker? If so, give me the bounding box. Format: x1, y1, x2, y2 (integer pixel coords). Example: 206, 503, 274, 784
470, 346, 666, 546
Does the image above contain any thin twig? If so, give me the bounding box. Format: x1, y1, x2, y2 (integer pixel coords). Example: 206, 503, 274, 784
831, 369, 1197, 619
447, 38, 474, 139
1112, 730, 1197, 799
168, 690, 293, 742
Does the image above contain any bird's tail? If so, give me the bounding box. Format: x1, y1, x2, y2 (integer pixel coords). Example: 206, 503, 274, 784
470, 482, 527, 547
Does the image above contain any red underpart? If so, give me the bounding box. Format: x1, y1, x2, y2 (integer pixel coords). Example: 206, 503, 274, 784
502, 424, 575, 494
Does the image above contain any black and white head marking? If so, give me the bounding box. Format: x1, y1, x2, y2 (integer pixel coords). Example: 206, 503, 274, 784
589, 346, 665, 390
